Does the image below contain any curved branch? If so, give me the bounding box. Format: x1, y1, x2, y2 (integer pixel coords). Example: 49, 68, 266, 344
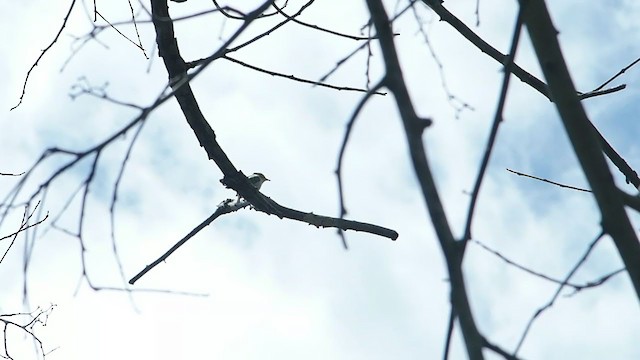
152, 0, 398, 243
335, 80, 386, 249
11, 0, 78, 110
462, 7, 525, 250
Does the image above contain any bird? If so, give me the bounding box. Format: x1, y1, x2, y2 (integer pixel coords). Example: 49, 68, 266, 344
248, 172, 269, 190
233, 172, 269, 205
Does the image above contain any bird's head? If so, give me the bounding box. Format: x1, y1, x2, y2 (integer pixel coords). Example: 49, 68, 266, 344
248, 172, 269, 189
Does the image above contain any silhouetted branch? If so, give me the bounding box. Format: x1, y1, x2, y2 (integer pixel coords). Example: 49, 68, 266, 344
315, 2, 408, 85
366, 0, 483, 357
515, 231, 605, 354
419, 0, 640, 190
506, 168, 591, 192
221, 55, 386, 95
470, 238, 618, 291
152, 0, 398, 246
272, 2, 376, 40
335, 80, 386, 249
1, 202, 48, 264
461, 7, 525, 252
592, 56, 640, 92
11, 0, 78, 110
69, 77, 144, 109
521, 0, 640, 302
0, 304, 57, 359
578, 84, 626, 100
410, 4, 474, 118
442, 307, 455, 360
129, 198, 250, 284
95, 9, 148, 58
483, 338, 522, 360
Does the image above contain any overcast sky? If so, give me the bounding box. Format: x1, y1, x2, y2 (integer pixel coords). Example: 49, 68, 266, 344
2, 0, 640, 359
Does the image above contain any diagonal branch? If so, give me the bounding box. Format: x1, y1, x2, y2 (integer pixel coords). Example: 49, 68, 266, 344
150, 0, 397, 244
521, 0, 640, 303
419, 0, 640, 190
506, 168, 591, 192
221, 55, 385, 95
365, 0, 483, 358
592, 56, 640, 92
129, 199, 247, 284
515, 231, 605, 354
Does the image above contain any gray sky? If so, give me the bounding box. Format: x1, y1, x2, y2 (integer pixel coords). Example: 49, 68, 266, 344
2, 0, 640, 359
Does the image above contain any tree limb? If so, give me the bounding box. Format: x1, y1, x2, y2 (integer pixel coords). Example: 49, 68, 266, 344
521, 0, 640, 303
365, 0, 484, 358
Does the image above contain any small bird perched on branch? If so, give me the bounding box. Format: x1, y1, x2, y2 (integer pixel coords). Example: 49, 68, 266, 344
234, 172, 269, 205
248, 172, 269, 190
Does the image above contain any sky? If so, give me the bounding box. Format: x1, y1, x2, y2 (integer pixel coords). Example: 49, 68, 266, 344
2, 0, 640, 359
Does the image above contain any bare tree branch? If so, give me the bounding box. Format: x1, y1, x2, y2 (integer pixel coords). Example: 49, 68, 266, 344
520, 0, 640, 303
271, 2, 376, 41
335, 80, 386, 250
419, 0, 640, 190
11, 0, 78, 110
365, 0, 483, 358
506, 168, 591, 193
461, 6, 526, 251
150, 0, 398, 252
515, 231, 605, 354
1, 305, 57, 359
592, 56, 640, 92
470, 238, 621, 291
220, 55, 386, 95
129, 198, 251, 284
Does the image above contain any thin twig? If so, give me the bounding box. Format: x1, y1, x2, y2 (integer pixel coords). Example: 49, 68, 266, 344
129, 199, 249, 284
514, 231, 605, 354
315, 2, 410, 85
419, 0, 640, 189
272, 2, 375, 41
472, 239, 586, 289
221, 55, 385, 95
578, 84, 626, 100
410, 4, 474, 118
442, 306, 455, 360
335, 80, 385, 249
110, 120, 147, 289
95, 10, 148, 57
483, 338, 521, 360
592, 56, 640, 92
506, 168, 591, 192
11, 0, 78, 110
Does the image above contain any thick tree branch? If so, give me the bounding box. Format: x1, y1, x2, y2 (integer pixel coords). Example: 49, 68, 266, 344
521, 0, 640, 302
220, 174, 398, 240
129, 189, 399, 284
150, 0, 398, 246
365, 0, 483, 358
